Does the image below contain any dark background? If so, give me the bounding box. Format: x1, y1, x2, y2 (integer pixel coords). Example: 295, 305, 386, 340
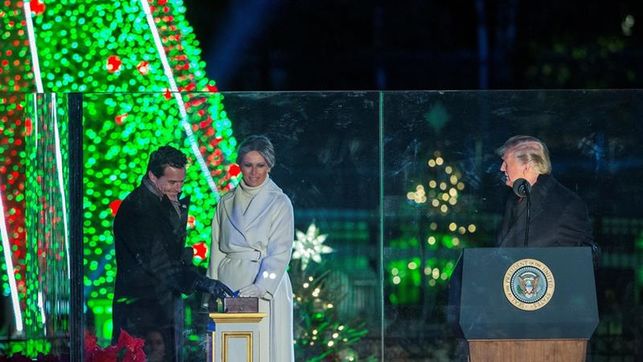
184, 0, 643, 91
181, 3, 643, 359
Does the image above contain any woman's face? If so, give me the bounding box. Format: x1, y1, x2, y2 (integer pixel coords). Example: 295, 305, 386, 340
240, 151, 271, 187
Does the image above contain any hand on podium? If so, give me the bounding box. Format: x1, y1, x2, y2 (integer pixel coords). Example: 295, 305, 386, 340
195, 276, 233, 301
237, 284, 266, 298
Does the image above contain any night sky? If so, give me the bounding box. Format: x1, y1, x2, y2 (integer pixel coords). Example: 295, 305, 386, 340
184, 0, 643, 91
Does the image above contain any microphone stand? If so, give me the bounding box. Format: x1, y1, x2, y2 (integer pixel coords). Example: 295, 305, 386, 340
524, 192, 530, 247
512, 178, 532, 247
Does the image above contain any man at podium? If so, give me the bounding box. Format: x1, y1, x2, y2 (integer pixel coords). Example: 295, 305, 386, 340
496, 135, 596, 252
447, 135, 600, 361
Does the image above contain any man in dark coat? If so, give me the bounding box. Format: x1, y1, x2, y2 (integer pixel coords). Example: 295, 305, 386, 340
112, 145, 231, 361
496, 136, 597, 255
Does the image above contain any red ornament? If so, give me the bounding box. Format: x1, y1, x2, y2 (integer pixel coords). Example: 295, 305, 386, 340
186, 97, 205, 108
183, 82, 196, 92
206, 84, 219, 92
24, 118, 33, 136
115, 113, 128, 125
106, 55, 122, 73
192, 242, 208, 260
30, 0, 46, 15
109, 199, 122, 216
136, 61, 149, 75
187, 214, 196, 229
228, 163, 241, 177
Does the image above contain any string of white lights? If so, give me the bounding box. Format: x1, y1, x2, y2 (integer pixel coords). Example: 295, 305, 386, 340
24, 0, 58, 333
24, 1, 43, 92
52, 93, 71, 279
140, 0, 220, 201
0, 0, 50, 336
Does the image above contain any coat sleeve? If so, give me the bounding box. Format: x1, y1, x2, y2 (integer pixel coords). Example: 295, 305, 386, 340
557, 197, 594, 247
254, 195, 294, 299
207, 203, 225, 280
496, 196, 515, 246
147, 230, 200, 294
116, 194, 199, 295
557, 196, 600, 266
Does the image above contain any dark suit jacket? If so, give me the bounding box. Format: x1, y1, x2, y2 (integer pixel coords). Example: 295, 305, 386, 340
497, 174, 594, 248
112, 179, 199, 356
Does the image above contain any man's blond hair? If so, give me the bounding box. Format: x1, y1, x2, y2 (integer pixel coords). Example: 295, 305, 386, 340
496, 135, 551, 175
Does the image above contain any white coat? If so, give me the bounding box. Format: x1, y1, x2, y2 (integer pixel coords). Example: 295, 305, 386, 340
208, 177, 294, 362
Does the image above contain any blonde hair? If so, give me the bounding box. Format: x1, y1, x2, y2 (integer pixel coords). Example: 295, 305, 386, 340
496, 135, 551, 175
236, 135, 275, 168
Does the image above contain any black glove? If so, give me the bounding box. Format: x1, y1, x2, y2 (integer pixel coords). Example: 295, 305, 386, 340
194, 276, 233, 301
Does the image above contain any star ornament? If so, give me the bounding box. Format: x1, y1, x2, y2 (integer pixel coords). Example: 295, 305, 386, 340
292, 223, 332, 271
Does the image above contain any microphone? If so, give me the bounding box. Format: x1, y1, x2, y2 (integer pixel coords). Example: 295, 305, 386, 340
512, 178, 531, 198
512, 178, 532, 246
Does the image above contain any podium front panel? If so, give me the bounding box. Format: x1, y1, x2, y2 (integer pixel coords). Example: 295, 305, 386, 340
458, 247, 598, 339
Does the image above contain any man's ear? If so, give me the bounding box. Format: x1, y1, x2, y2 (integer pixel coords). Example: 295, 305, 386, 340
522, 162, 532, 175
523, 164, 539, 184
148, 170, 157, 183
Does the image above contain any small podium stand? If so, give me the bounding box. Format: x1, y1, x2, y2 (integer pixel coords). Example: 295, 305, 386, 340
449, 247, 599, 362
208, 313, 267, 362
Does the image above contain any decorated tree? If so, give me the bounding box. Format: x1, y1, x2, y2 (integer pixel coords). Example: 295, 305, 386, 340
388, 151, 476, 304
291, 222, 373, 361
0, 0, 239, 351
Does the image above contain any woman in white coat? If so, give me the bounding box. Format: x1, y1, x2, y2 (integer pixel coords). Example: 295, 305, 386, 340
207, 135, 294, 362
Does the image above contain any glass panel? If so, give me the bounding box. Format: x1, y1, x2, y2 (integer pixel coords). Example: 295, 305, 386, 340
223, 92, 383, 360
1, 89, 639, 360
383, 90, 643, 360
0, 93, 71, 358
81, 91, 383, 361
81, 91, 239, 361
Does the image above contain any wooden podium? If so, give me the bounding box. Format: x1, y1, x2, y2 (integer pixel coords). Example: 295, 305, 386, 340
449, 247, 599, 362
207, 313, 267, 362
468, 339, 588, 361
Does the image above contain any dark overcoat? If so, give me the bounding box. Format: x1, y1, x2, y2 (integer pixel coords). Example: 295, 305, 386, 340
497, 174, 594, 248
112, 180, 199, 360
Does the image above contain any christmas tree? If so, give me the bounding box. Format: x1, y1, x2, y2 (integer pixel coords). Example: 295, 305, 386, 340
389, 150, 474, 304
0, 0, 238, 349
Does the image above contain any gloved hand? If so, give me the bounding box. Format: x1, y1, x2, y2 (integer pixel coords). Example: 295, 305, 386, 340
237, 284, 266, 298
194, 276, 233, 300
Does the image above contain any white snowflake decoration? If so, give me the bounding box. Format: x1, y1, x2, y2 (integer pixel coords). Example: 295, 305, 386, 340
292, 223, 333, 270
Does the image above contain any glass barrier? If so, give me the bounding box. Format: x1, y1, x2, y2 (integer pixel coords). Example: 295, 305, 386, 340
80, 91, 383, 361
221, 92, 383, 361
381, 90, 643, 360
0, 93, 71, 358
1, 90, 642, 361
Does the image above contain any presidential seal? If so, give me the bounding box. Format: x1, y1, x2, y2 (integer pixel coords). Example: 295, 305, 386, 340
503, 258, 555, 311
